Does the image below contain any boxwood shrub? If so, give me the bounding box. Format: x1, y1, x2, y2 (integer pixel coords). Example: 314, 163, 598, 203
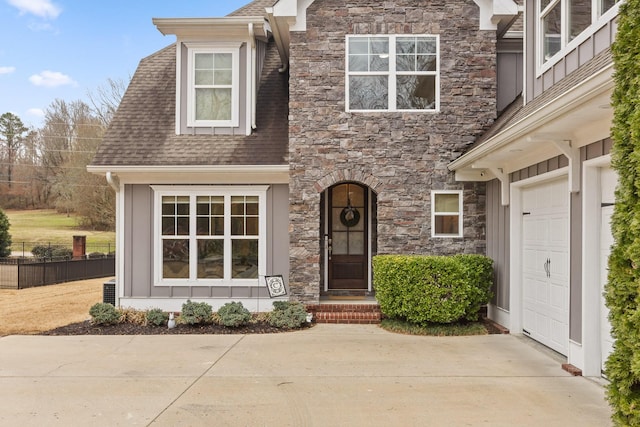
373, 254, 493, 324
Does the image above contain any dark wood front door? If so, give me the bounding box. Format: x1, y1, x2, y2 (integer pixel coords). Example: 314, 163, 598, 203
328, 183, 368, 290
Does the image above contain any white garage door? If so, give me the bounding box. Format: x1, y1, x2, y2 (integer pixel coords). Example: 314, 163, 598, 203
600, 167, 616, 372
522, 178, 569, 355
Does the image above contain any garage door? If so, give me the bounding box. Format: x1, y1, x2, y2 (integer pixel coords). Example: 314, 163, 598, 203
521, 178, 569, 355
600, 167, 616, 372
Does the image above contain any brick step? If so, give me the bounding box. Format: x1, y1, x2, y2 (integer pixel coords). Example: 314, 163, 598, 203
313, 311, 382, 324
306, 304, 382, 324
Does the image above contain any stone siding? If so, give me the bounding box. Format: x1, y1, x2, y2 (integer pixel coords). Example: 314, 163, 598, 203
289, 0, 496, 303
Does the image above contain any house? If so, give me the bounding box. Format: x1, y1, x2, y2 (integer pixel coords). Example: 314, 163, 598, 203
88, 0, 617, 377
449, 0, 619, 377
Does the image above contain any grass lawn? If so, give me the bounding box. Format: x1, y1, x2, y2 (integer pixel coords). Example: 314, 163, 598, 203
5, 209, 115, 253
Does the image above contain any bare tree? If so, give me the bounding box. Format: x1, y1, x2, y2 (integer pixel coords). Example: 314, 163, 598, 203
87, 77, 128, 127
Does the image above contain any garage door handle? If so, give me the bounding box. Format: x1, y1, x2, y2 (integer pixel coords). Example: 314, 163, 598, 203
544, 259, 550, 278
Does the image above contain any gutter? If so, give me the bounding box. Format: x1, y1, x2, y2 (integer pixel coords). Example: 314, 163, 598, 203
105, 171, 120, 193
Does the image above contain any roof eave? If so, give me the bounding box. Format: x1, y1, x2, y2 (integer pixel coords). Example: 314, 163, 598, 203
153, 17, 270, 40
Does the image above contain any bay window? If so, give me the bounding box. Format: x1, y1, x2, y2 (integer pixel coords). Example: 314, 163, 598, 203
154, 186, 267, 286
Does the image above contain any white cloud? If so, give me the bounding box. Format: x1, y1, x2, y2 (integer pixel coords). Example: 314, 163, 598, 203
7, 0, 61, 19
27, 108, 45, 118
29, 70, 77, 87
0, 66, 16, 75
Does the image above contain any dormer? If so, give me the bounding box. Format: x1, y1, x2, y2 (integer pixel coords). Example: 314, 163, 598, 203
154, 17, 271, 136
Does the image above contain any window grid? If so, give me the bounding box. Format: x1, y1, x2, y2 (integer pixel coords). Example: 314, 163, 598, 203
346, 34, 439, 112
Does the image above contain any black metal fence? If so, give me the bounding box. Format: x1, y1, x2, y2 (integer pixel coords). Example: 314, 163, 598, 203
0, 256, 115, 290
9, 241, 115, 258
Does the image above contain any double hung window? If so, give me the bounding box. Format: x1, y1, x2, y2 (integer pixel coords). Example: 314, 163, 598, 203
154, 186, 267, 286
539, 0, 620, 65
346, 35, 439, 112
431, 191, 463, 238
186, 45, 240, 127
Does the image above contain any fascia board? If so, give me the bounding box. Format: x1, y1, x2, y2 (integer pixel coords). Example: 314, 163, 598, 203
153, 17, 269, 39
448, 63, 614, 171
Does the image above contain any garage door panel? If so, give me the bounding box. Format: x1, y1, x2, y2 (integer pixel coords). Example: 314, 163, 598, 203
521, 178, 569, 356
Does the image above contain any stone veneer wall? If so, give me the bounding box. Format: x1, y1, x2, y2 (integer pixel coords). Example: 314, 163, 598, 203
288, 0, 496, 303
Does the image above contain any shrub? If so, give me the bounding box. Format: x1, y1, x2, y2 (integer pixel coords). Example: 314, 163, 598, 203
146, 308, 169, 327
268, 301, 308, 329
118, 308, 147, 325
31, 245, 72, 260
218, 301, 251, 327
180, 300, 212, 325
89, 302, 119, 325
373, 254, 493, 324
607, 0, 640, 422
0, 208, 11, 258
87, 252, 105, 259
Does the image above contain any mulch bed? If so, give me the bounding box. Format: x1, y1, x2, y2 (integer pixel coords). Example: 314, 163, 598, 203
40, 320, 312, 336
39, 317, 506, 336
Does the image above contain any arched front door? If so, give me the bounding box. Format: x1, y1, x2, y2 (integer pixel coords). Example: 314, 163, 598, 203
327, 183, 368, 290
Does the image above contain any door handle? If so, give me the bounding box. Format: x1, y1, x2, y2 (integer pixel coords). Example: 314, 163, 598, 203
543, 258, 551, 278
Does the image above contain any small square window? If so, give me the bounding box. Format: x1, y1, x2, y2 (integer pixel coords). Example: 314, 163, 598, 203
431, 191, 463, 238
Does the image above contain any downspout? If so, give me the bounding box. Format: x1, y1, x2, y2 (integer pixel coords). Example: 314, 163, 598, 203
249, 23, 257, 130
105, 171, 121, 307
266, 9, 289, 73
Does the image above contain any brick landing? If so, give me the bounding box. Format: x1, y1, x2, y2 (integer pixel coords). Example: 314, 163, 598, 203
306, 303, 382, 324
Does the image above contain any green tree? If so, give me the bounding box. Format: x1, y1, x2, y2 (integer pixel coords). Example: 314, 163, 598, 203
0, 208, 11, 257
606, 0, 640, 423
0, 112, 28, 188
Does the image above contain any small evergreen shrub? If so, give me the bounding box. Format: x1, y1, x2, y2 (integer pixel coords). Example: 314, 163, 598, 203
180, 300, 212, 325
87, 252, 105, 259
0, 208, 11, 258
89, 302, 119, 325
146, 308, 169, 327
118, 307, 147, 325
31, 245, 72, 260
373, 254, 493, 324
218, 301, 251, 327
268, 301, 308, 329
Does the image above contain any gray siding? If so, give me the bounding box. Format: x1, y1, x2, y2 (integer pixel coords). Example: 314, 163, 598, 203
123, 183, 289, 298
525, 1, 617, 103
177, 41, 265, 136
486, 179, 510, 310
497, 51, 523, 113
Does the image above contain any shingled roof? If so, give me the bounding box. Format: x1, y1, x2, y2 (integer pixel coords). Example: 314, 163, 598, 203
473, 47, 612, 147
228, 0, 277, 17
91, 1, 288, 168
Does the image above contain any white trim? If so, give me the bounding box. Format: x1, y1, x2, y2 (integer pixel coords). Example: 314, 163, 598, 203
537, 0, 620, 76
431, 190, 464, 238
345, 34, 440, 113
509, 168, 569, 337
119, 297, 287, 313
581, 154, 613, 377
186, 43, 242, 128
175, 42, 182, 135
488, 304, 511, 329
116, 180, 125, 302
151, 185, 269, 287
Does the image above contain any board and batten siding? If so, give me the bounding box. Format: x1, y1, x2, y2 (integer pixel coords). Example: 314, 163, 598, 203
123, 183, 290, 299
525, 1, 617, 103
486, 179, 510, 311
503, 138, 611, 343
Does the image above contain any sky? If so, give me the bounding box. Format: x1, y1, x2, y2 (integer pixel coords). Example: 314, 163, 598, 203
0, 0, 249, 128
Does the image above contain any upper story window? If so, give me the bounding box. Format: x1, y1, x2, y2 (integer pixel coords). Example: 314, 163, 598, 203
346, 35, 439, 112
187, 45, 240, 127
539, 0, 620, 66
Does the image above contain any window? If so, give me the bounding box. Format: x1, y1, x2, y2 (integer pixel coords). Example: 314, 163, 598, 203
153, 186, 267, 286
431, 191, 463, 238
187, 45, 240, 127
539, 0, 620, 65
346, 35, 439, 112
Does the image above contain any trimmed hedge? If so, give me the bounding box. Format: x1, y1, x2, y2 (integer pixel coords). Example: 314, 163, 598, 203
373, 254, 493, 324
607, 0, 640, 423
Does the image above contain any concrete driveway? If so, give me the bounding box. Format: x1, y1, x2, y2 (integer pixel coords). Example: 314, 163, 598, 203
0, 325, 611, 426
